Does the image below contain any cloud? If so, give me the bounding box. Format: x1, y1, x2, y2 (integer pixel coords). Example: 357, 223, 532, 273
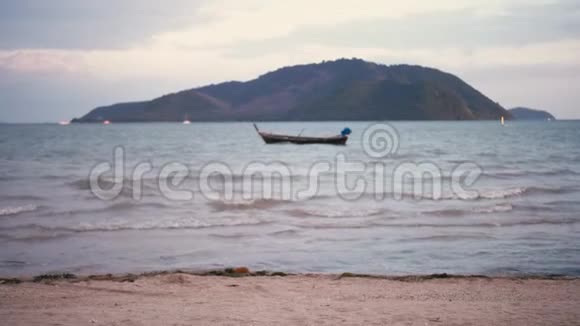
0, 67, 199, 123
0, 50, 87, 74
0, 0, 206, 49
461, 63, 580, 119
224, 0, 580, 57
149, 0, 485, 50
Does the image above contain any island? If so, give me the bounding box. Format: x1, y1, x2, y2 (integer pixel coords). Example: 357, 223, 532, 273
72, 58, 512, 122
509, 107, 556, 120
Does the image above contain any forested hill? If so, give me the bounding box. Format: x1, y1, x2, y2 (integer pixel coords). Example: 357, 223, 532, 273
73, 59, 511, 122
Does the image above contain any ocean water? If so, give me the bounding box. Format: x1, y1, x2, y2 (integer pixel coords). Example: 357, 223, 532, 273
0, 121, 579, 277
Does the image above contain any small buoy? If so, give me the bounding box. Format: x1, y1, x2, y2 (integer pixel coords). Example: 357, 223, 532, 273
500, 116, 505, 126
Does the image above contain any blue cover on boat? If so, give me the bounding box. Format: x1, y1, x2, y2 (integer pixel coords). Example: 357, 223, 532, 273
341, 128, 352, 136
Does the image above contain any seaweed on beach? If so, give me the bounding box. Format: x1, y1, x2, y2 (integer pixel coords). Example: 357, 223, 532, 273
4, 270, 570, 285
206, 267, 250, 277
337, 272, 492, 281
0, 278, 22, 285
33, 273, 77, 282
202, 268, 289, 277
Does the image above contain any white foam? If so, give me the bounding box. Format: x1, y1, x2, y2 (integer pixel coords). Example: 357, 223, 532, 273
0, 204, 37, 216
478, 187, 528, 199
473, 203, 513, 214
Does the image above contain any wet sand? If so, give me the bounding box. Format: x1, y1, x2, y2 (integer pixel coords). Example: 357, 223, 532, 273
1, 273, 579, 326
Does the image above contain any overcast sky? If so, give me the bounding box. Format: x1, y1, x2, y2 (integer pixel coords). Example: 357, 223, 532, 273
1, 0, 579, 122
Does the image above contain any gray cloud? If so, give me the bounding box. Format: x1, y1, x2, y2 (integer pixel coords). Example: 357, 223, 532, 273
0, 68, 198, 122
226, 1, 580, 57
0, 0, 205, 49
460, 64, 580, 119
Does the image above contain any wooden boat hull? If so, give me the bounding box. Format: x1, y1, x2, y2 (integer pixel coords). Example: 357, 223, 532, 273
254, 123, 348, 145
258, 132, 348, 145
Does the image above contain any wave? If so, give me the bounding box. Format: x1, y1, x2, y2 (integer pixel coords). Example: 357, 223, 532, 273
39, 174, 65, 180
373, 218, 580, 228
69, 173, 306, 190
537, 168, 580, 176
424, 203, 512, 216
545, 200, 580, 206
35, 201, 171, 218
208, 232, 253, 239
285, 207, 388, 218
0, 204, 38, 217
426, 148, 448, 156
295, 216, 580, 230
69, 178, 158, 192
431, 186, 572, 201
422, 208, 467, 217
511, 203, 560, 213
0, 217, 270, 237
482, 171, 526, 179
396, 233, 496, 242
0, 195, 45, 201
0, 174, 76, 182
422, 201, 567, 217
106, 201, 169, 211
473, 203, 513, 213
268, 229, 300, 237
0, 260, 27, 267
477, 187, 528, 199
384, 152, 427, 160
478, 186, 573, 199
207, 198, 291, 211
299, 185, 573, 202
484, 168, 580, 179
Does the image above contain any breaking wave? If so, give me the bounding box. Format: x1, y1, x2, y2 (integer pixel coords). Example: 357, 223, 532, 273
408, 186, 574, 201
207, 198, 291, 211
0, 216, 269, 237
285, 207, 388, 218
484, 168, 580, 179
0, 204, 38, 217
296, 217, 580, 230
475, 186, 572, 200
35, 201, 170, 218
424, 203, 513, 216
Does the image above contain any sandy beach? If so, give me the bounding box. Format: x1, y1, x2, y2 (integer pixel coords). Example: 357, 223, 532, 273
1, 273, 579, 326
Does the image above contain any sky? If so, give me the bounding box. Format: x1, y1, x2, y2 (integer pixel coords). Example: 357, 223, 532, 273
0, 0, 579, 122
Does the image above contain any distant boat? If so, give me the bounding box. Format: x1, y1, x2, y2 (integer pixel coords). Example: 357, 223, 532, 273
103, 120, 111, 125
254, 124, 350, 145
58, 121, 70, 125
183, 120, 191, 124
500, 116, 505, 126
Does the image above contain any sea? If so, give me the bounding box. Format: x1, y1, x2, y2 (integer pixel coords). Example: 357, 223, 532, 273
0, 121, 579, 277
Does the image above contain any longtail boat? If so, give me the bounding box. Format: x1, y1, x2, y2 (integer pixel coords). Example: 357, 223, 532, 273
254, 124, 350, 145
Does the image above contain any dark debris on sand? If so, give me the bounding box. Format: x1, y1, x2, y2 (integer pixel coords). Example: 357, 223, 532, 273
0, 268, 576, 286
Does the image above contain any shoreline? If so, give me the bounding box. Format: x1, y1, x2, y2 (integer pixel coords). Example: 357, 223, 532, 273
1, 270, 579, 325
2, 268, 580, 284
